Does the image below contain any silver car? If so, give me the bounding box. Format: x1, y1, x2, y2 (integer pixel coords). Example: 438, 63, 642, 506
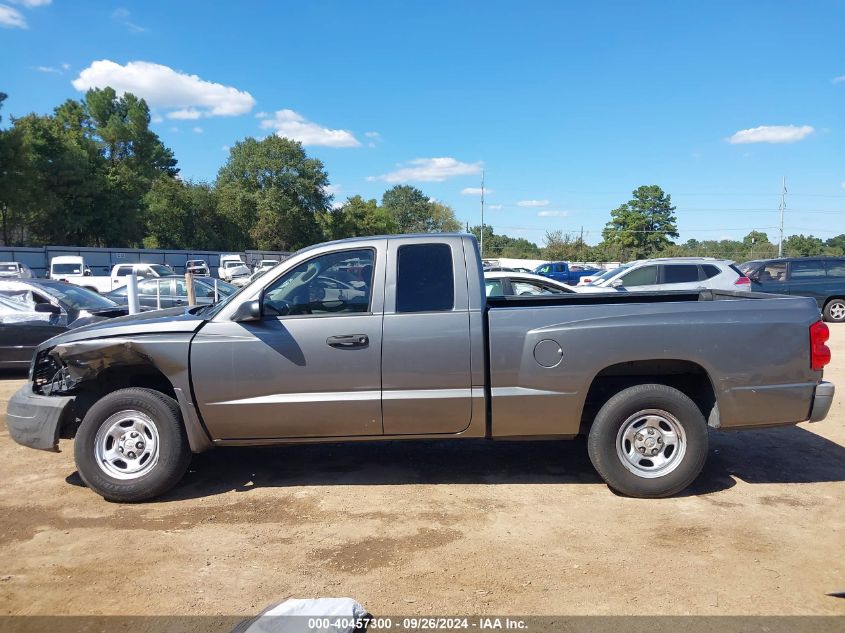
575, 258, 750, 293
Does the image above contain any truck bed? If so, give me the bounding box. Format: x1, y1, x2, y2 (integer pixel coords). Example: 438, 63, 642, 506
485, 288, 823, 437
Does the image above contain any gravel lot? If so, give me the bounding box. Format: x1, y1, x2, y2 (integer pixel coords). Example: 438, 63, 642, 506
0, 326, 843, 618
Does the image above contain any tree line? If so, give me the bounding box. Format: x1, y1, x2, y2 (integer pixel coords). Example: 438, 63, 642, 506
0, 89, 460, 252
1, 90, 842, 263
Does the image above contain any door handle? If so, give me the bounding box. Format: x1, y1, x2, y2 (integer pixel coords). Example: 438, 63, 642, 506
326, 334, 369, 349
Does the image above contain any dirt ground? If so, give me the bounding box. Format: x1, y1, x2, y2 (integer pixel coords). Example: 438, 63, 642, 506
0, 327, 843, 618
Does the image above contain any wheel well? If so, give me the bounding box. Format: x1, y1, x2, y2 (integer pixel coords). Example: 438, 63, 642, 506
823, 296, 845, 307
61, 364, 177, 439
580, 359, 717, 433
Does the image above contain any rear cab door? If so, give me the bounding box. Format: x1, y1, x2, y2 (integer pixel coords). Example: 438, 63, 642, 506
380, 236, 476, 435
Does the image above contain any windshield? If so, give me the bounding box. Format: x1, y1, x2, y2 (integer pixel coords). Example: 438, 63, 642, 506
588, 265, 629, 285
187, 260, 205, 266
738, 261, 762, 275
39, 283, 117, 309
52, 263, 83, 274
224, 261, 244, 268
149, 264, 175, 276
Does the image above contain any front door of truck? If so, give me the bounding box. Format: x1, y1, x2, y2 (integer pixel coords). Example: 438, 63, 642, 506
380, 238, 473, 435
191, 244, 385, 439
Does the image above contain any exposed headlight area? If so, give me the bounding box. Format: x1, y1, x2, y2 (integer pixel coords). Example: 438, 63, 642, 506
31, 349, 76, 396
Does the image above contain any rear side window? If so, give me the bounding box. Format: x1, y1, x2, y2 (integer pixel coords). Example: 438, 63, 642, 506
397, 244, 454, 313
790, 260, 826, 279
702, 265, 721, 279
662, 264, 700, 283
620, 265, 657, 287
115, 266, 132, 276
826, 260, 845, 277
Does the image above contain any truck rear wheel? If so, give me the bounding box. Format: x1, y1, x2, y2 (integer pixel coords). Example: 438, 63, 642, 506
587, 384, 708, 498
74, 388, 191, 502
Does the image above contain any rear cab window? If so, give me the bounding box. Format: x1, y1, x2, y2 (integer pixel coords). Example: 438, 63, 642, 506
397, 244, 454, 312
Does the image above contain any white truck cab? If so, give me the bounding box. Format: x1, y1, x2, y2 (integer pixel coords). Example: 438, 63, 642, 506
50, 256, 174, 293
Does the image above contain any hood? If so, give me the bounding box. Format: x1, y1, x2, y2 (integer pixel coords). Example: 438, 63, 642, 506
36, 305, 207, 351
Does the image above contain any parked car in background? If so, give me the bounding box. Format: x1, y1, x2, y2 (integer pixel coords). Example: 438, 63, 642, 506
0, 279, 126, 368
0, 262, 34, 279
484, 271, 575, 297
576, 258, 750, 293
739, 257, 845, 323
255, 259, 279, 273
106, 276, 237, 309
220, 260, 251, 285
483, 266, 534, 273
49, 256, 175, 293
534, 261, 600, 284
186, 260, 210, 276
217, 254, 246, 279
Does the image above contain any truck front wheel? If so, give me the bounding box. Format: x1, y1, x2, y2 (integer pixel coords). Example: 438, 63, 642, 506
587, 384, 708, 498
74, 388, 191, 502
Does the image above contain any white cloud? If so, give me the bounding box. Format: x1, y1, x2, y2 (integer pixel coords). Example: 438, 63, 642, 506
538, 210, 569, 217
728, 125, 814, 144
255, 111, 269, 119
34, 65, 61, 73
192, 126, 203, 134
324, 184, 342, 197
72, 60, 256, 119
111, 8, 147, 33
222, 145, 230, 152
260, 109, 360, 147
832, 75, 845, 84
10, 0, 51, 6
461, 187, 492, 196
517, 199, 550, 207
0, 5, 26, 28
369, 157, 482, 183
61, 62, 69, 70
150, 113, 163, 123
365, 131, 381, 139
488, 204, 503, 211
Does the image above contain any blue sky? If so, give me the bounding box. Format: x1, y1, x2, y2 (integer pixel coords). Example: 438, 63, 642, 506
2, 0, 844, 246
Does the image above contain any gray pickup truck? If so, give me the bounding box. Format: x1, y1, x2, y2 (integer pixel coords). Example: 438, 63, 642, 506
6, 234, 835, 502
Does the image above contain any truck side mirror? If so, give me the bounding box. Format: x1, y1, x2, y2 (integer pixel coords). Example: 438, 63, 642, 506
84, 269, 91, 277
233, 299, 262, 322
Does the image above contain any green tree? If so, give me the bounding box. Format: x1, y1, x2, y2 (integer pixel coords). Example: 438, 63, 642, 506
216, 136, 330, 251
783, 234, 825, 257
0, 93, 32, 244
825, 234, 845, 255
470, 225, 542, 258
144, 177, 227, 250
428, 200, 462, 232
602, 185, 678, 259
543, 230, 589, 261
323, 195, 397, 239
381, 185, 433, 233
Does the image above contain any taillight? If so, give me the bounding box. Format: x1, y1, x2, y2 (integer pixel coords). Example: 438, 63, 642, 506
734, 276, 751, 286
810, 321, 831, 371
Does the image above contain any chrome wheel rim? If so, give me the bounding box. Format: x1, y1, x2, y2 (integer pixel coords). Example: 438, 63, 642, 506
830, 301, 845, 321
616, 409, 686, 478
94, 410, 159, 480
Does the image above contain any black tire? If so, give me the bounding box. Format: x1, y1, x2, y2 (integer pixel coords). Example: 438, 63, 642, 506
587, 384, 708, 498
823, 298, 845, 323
74, 388, 191, 502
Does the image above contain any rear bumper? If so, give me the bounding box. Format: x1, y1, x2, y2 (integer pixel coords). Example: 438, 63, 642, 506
5, 385, 75, 452
809, 381, 835, 422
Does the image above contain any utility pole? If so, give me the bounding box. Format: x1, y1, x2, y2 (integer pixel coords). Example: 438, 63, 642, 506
778, 176, 787, 257
479, 170, 485, 258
